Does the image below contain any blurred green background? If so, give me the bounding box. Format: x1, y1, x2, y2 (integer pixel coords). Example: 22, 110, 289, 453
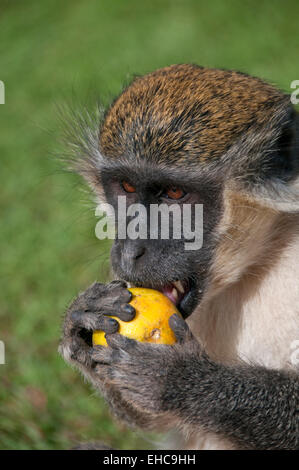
0, 0, 298, 450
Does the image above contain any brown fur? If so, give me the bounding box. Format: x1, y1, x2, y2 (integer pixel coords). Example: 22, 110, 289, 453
60, 64, 299, 450
100, 64, 288, 165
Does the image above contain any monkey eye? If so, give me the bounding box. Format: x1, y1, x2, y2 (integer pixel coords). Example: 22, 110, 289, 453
164, 187, 186, 200
121, 181, 136, 193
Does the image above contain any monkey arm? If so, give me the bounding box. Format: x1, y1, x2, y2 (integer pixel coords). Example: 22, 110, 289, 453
91, 315, 298, 450
163, 341, 299, 450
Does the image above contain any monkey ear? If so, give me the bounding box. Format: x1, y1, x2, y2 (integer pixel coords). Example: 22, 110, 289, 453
248, 108, 299, 213
268, 108, 298, 181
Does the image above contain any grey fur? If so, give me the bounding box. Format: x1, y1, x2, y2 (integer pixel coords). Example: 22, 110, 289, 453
59, 66, 299, 450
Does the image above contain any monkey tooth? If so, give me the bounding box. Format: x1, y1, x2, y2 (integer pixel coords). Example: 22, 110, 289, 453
125, 279, 190, 307
171, 287, 179, 301
173, 280, 185, 294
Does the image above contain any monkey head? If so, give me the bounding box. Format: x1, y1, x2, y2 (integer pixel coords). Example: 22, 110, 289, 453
69, 64, 299, 319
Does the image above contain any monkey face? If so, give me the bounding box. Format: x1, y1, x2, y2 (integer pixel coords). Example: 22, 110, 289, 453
70, 64, 296, 318
101, 165, 222, 318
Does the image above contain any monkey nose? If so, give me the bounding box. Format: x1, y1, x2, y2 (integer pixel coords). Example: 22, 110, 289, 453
121, 244, 146, 271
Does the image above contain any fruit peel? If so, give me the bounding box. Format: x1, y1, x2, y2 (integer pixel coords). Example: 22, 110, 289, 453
92, 287, 181, 346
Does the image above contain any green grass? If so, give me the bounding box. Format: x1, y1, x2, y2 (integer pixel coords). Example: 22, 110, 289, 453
0, 0, 298, 449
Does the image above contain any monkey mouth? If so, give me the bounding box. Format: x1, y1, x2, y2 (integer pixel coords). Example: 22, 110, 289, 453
128, 278, 198, 318
158, 279, 198, 318
158, 280, 190, 305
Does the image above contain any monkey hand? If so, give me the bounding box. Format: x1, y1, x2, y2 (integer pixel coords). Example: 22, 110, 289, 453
90, 314, 205, 430
58, 280, 135, 377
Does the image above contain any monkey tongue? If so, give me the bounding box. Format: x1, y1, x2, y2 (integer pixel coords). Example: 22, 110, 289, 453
160, 284, 184, 306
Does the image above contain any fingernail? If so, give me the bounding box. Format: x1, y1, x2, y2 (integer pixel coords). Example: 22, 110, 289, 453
169, 314, 180, 325
124, 304, 135, 315
126, 290, 133, 301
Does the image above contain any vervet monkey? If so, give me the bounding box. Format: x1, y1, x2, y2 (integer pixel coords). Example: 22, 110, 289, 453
59, 64, 299, 450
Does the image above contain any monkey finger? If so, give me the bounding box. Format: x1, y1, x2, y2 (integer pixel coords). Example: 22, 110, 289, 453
108, 303, 136, 322
85, 285, 132, 313
169, 314, 193, 344
60, 335, 93, 368
111, 287, 133, 305
91, 345, 114, 364
72, 345, 94, 368
70, 311, 119, 334
107, 280, 128, 289
97, 317, 120, 334
105, 333, 138, 351
70, 310, 99, 331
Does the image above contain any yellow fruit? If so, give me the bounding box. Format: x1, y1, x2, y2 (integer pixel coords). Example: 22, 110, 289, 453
92, 287, 181, 346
